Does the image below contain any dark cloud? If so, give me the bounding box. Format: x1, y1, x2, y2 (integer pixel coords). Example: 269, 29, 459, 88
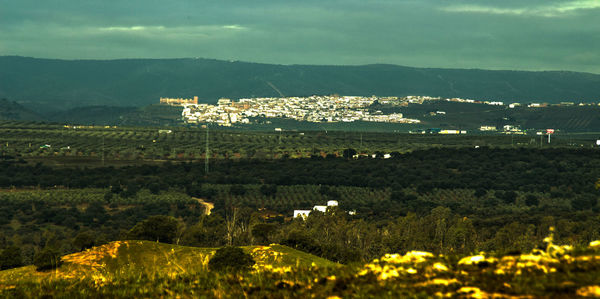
0, 0, 598, 73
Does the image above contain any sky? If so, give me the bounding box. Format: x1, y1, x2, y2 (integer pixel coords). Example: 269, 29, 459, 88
1, 0, 599, 73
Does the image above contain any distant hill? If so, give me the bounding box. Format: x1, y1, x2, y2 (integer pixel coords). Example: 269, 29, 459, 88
0, 98, 43, 121
1, 56, 599, 109
393, 102, 600, 132
47, 104, 182, 126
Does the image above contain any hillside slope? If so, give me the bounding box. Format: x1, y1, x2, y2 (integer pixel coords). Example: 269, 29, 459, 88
0, 241, 335, 286
2, 56, 600, 109
0, 99, 43, 121
2, 240, 600, 297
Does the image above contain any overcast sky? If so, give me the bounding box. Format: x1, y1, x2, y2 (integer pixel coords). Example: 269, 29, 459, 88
1, 0, 599, 73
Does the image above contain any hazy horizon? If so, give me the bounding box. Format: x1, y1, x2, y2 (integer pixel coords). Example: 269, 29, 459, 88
4, 55, 600, 75
1, 0, 599, 73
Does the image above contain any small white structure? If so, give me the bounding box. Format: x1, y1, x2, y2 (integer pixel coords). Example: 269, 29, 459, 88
509, 103, 521, 108
313, 205, 327, 213
596, 140, 600, 146
327, 200, 339, 207
479, 126, 497, 131
293, 210, 311, 219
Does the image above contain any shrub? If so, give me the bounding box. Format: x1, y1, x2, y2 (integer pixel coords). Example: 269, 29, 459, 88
474, 188, 487, 198
0, 245, 23, 270
230, 185, 247, 196
128, 215, 179, 243
33, 248, 62, 271
72, 231, 96, 251
208, 246, 255, 272
525, 194, 539, 207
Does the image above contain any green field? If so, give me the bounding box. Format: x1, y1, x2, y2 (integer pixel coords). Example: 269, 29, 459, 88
1, 121, 598, 167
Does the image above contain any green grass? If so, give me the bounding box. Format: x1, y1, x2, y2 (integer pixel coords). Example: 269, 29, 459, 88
0, 240, 336, 285
3, 240, 600, 297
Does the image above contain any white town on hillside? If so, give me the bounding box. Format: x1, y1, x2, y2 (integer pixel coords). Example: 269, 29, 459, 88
160, 95, 600, 133
162, 95, 420, 126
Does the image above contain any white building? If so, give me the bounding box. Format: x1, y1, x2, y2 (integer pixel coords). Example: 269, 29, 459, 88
480, 126, 497, 131
313, 205, 327, 213
293, 210, 311, 219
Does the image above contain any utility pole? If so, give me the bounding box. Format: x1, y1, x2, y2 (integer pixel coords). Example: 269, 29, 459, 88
205, 124, 209, 175
102, 136, 105, 166
360, 133, 363, 149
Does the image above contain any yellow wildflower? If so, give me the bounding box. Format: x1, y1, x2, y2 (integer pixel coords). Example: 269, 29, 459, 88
380, 251, 433, 264
457, 286, 485, 299
378, 268, 399, 281
418, 278, 459, 287
432, 262, 449, 272
590, 240, 600, 249
576, 285, 600, 298
458, 255, 487, 266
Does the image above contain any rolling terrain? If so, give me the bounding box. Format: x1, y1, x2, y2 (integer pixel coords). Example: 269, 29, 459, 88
2, 56, 600, 109
2, 239, 600, 297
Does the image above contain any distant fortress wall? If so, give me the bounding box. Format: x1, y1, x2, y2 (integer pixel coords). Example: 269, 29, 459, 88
160, 96, 198, 105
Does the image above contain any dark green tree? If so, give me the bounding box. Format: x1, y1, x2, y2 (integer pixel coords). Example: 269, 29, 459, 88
251, 223, 278, 245
230, 185, 247, 196
342, 148, 357, 159
259, 184, 278, 197
525, 194, 539, 207
0, 246, 23, 270
72, 231, 96, 251
33, 247, 62, 271
128, 215, 180, 243
208, 246, 255, 272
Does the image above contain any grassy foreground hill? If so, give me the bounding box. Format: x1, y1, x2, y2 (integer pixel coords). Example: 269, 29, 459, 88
0, 241, 335, 297
3, 238, 600, 298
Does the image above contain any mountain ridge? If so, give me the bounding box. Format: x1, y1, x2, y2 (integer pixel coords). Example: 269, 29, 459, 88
2, 56, 600, 109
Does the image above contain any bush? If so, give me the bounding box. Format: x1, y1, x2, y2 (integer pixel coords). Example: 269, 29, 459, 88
128, 215, 180, 243
0, 245, 23, 270
72, 231, 96, 251
474, 188, 487, 198
525, 194, 539, 207
208, 246, 255, 272
251, 223, 278, 245
33, 248, 62, 271
259, 184, 278, 197
230, 185, 247, 196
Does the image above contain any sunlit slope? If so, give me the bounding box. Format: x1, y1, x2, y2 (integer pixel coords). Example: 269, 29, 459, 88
3, 239, 600, 297
0, 241, 335, 284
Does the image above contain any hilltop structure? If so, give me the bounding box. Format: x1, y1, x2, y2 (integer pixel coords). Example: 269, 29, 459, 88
160, 96, 198, 106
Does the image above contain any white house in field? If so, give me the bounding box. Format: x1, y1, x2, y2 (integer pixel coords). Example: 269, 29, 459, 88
293, 210, 312, 219
313, 205, 327, 213
293, 200, 340, 219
